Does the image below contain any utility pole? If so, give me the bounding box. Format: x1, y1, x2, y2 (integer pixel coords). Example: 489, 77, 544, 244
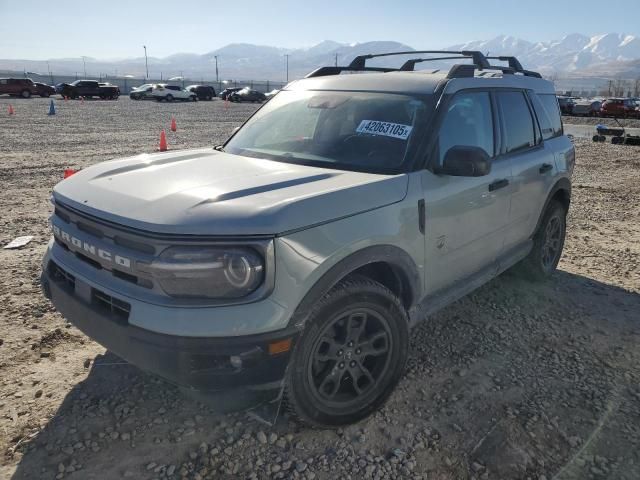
81, 56, 87, 78
285, 54, 289, 82
143, 45, 149, 79
214, 55, 219, 83
334, 53, 338, 67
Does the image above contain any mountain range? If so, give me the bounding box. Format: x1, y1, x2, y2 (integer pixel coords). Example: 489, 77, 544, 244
1, 33, 640, 82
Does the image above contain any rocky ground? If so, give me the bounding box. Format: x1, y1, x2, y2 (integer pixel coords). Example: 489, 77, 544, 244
562, 115, 640, 128
0, 97, 639, 480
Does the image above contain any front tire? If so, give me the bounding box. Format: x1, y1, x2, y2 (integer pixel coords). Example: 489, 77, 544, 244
166, 94, 174, 102
21, 89, 31, 98
517, 200, 567, 280
285, 276, 409, 428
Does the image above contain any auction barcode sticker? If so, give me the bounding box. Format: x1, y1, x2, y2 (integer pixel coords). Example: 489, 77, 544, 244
355, 120, 413, 140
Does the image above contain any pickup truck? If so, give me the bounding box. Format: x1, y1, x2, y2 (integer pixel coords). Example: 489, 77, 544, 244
57, 80, 120, 99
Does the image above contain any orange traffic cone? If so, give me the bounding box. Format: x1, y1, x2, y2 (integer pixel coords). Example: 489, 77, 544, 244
64, 96, 68, 101
170, 117, 177, 132
81, 97, 84, 104
224, 97, 229, 109
8, 104, 14, 115
159, 130, 168, 152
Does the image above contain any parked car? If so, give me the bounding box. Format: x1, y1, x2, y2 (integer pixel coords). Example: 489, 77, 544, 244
186, 85, 216, 100
42, 49, 574, 428
600, 98, 638, 118
571, 99, 601, 117
219, 87, 243, 100
151, 84, 197, 102
33, 82, 56, 97
57, 80, 120, 99
0, 78, 39, 98
229, 87, 266, 103
557, 96, 574, 115
129, 84, 154, 100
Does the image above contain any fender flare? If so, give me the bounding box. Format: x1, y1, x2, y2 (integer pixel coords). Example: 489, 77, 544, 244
287, 245, 421, 329
533, 177, 571, 236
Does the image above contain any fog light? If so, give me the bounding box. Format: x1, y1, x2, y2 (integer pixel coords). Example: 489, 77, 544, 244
230, 355, 242, 369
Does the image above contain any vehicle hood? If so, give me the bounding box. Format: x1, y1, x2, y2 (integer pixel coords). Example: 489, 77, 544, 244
52, 148, 408, 235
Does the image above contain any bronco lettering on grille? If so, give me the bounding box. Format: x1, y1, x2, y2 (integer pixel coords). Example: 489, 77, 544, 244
52, 225, 132, 269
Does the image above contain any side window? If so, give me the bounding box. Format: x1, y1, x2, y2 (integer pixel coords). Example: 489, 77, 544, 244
438, 91, 494, 164
497, 91, 536, 153
530, 93, 563, 140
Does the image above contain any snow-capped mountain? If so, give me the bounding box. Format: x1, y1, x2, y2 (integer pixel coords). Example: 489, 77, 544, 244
447, 33, 640, 74
0, 34, 638, 81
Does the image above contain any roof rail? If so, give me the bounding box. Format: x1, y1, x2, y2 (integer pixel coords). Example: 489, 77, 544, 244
399, 56, 469, 71
486, 56, 542, 78
304, 50, 543, 80
305, 65, 397, 78
348, 50, 490, 70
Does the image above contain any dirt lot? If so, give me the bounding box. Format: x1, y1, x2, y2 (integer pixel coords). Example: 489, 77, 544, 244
0, 97, 639, 480
562, 115, 640, 128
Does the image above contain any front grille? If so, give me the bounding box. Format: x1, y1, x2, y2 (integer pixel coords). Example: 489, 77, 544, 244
77, 221, 104, 239
48, 261, 75, 290
91, 288, 131, 322
52, 202, 155, 290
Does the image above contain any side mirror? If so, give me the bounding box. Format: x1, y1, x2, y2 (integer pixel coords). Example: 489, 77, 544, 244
437, 146, 491, 177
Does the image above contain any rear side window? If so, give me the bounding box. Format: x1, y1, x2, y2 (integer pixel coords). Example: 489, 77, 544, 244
531, 93, 563, 140
496, 91, 536, 153
438, 91, 494, 164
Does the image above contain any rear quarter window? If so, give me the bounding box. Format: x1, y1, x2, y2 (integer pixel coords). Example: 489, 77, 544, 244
531, 93, 563, 140
496, 91, 536, 153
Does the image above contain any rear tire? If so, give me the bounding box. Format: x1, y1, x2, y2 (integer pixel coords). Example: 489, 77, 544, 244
166, 94, 174, 102
284, 275, 409, 428
516, 200, 567, 281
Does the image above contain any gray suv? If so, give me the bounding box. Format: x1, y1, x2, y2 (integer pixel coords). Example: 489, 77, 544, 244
41, 51, 574, 428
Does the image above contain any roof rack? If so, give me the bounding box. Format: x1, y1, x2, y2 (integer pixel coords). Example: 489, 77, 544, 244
347, 50, 490, 70
485, 56, 542, 78
304, 50, 542, 79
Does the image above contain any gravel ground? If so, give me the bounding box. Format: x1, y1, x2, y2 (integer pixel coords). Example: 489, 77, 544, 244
562, 115, 640, 128
0, 97, 639, 480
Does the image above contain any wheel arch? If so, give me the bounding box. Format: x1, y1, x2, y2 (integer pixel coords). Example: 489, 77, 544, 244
287, 245, 421, 330
533, 177, 571, 236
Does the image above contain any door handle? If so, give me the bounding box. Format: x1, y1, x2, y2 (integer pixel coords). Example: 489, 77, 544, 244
539, 163, 553, 174
488, 179, 509, 192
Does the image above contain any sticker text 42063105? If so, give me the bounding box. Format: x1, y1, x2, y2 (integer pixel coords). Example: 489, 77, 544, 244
355, 120, 413, 140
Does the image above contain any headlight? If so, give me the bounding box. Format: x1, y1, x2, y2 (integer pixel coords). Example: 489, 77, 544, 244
149, 246, 265, 299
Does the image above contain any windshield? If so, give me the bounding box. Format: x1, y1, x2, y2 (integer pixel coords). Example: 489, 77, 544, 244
225, 90, 429, 173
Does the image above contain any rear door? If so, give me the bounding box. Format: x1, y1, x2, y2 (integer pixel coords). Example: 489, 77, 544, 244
496, 90, 556, 254
421, 90, 512, 294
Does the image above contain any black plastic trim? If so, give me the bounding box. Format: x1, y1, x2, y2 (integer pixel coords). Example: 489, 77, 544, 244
287, 245, 421, 329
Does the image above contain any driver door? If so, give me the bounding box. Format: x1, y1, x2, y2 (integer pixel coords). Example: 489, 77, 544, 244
421, 90, 512, 295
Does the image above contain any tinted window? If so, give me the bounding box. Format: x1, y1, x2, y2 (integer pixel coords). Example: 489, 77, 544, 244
497, 91, 536, 153
531, 93, 563, 140
438, 91, 494, 163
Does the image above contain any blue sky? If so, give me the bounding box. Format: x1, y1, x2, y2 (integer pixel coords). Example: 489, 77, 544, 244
1, 0, 639, 59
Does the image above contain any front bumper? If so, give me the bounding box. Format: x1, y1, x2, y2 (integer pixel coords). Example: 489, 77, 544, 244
41, 259, 297, 395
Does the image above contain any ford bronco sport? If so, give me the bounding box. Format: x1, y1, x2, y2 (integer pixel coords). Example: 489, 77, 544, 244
41, 50, 574, 428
